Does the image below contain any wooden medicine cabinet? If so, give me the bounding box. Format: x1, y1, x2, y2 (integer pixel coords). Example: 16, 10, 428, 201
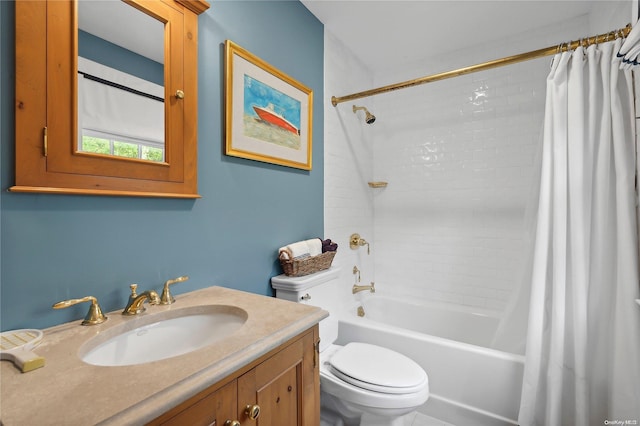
12, 0, 209, 198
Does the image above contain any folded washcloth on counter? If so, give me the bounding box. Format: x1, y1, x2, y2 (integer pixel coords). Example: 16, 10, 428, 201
322, 238, 338, 252
279, 238, 323, 260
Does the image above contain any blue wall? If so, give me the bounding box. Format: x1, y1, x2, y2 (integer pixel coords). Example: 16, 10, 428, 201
78, 30, 164, 85
0, 1, 324, 331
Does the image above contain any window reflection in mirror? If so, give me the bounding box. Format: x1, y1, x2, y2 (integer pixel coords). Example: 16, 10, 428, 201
77, 1, 165, 163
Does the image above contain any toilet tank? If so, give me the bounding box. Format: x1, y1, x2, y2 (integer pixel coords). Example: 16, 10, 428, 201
271, 267, 341, 351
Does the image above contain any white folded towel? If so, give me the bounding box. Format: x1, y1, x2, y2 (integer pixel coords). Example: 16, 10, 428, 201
279, 238, 322, 260
307, 238, 322, 257
289, 241, 312, 259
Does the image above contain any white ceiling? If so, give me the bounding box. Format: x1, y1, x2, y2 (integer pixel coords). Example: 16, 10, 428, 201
79, 1, 622, 73
300, 0, 600, 71
78, 1, 164, 64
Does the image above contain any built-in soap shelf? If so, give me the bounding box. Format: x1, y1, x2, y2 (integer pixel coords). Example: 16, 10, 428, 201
368, 181, 388, 188
271, 267, 341, 302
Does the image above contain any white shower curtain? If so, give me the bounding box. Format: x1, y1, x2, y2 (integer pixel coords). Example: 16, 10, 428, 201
519, 39, 640, 426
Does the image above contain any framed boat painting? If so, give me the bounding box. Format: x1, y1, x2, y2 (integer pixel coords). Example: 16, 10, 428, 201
224, 40, 313, 170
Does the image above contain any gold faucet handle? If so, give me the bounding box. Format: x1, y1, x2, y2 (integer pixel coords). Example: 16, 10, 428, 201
52, 296, 107, 326
160, 275, 189, 305
349, 233, 371, 254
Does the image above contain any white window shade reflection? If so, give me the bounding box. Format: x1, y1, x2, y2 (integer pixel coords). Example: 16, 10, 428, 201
77, 57, 164, 150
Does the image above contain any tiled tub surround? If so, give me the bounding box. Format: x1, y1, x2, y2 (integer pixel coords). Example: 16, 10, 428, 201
324, 15, 592, 313
0, 286, 327, 425
323, 30, 376, 311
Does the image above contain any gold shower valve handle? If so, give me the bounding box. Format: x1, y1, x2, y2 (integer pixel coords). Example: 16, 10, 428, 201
224, 421, 240, 426
245, 404, 260, 420
175, 89, 185, 99
52, 296, 107, 326
349, 233, 370, 254
349, 233, 362, 249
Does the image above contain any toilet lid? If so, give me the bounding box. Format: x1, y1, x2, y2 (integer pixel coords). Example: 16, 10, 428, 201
329, 342, 427, 394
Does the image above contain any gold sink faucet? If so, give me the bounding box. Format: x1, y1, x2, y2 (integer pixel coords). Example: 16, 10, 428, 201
52, 296, 107, 325
160, 275, 189, 305
123, 284, 160, 315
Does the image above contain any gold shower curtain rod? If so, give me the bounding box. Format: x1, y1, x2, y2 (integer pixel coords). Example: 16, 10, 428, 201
331, 24, 632, 106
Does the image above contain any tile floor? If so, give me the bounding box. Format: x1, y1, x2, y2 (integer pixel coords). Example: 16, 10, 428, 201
405, 412, 456, 426
319, 411, 455, 426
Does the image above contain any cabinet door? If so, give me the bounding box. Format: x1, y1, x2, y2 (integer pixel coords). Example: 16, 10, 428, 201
160, 380, 237, 426
237, 329, 319, 426
13, 0, 206, 197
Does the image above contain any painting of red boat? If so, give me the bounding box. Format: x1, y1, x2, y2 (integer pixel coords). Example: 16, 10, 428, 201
252, 104, 300, 135
226, 40, 311, 169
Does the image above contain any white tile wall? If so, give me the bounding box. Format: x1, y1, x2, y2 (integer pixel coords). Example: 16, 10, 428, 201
324, 31, 376, 312
370, 16, 591, 311
325, 8, 632, 314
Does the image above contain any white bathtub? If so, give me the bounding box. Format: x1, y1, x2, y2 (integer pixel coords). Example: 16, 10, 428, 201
336, 296, 524, 426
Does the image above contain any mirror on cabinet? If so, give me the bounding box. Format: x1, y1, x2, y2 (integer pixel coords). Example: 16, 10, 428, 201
12, 0, 209, 198
77, 1, 165, 163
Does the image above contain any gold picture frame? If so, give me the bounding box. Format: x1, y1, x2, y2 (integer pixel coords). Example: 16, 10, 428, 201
224, 40, 313, 170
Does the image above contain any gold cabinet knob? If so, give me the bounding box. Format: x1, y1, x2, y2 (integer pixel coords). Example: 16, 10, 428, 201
175, 89, 185, 99
224, 421, 240, 426
245, 404, 260, 420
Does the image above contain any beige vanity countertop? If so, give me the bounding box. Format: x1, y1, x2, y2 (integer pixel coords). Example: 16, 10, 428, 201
0, 286, 328, 426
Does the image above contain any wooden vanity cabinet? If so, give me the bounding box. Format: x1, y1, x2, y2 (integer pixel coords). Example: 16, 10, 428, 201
149, 326, 320, 426
158, 380, 237, 426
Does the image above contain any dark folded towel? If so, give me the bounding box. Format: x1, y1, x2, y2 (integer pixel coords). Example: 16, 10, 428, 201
321, 238, 338, 252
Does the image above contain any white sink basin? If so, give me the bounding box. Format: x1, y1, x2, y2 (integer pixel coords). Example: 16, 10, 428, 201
79, 305, 248, 366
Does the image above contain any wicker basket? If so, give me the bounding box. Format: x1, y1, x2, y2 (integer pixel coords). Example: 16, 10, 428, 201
279, 250, 336, 277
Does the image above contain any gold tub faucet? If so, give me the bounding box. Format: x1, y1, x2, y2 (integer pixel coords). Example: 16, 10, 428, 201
352, 282, 376, 294
123, 284, 160, 315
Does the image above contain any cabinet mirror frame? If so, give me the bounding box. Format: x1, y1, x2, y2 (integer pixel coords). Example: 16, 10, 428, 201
12, 0, 209, 198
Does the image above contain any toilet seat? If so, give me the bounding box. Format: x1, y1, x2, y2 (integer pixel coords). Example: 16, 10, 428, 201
329, 342, 428, 395
270, 271, 430, 424
320, 344, 429, 412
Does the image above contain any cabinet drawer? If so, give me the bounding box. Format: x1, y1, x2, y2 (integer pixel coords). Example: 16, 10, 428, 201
160, 380, 236, 426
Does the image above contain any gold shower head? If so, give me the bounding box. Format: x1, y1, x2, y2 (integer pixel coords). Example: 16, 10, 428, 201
352, 105, 376, 124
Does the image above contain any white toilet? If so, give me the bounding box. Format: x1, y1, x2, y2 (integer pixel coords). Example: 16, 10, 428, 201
271, 268, 429, 426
